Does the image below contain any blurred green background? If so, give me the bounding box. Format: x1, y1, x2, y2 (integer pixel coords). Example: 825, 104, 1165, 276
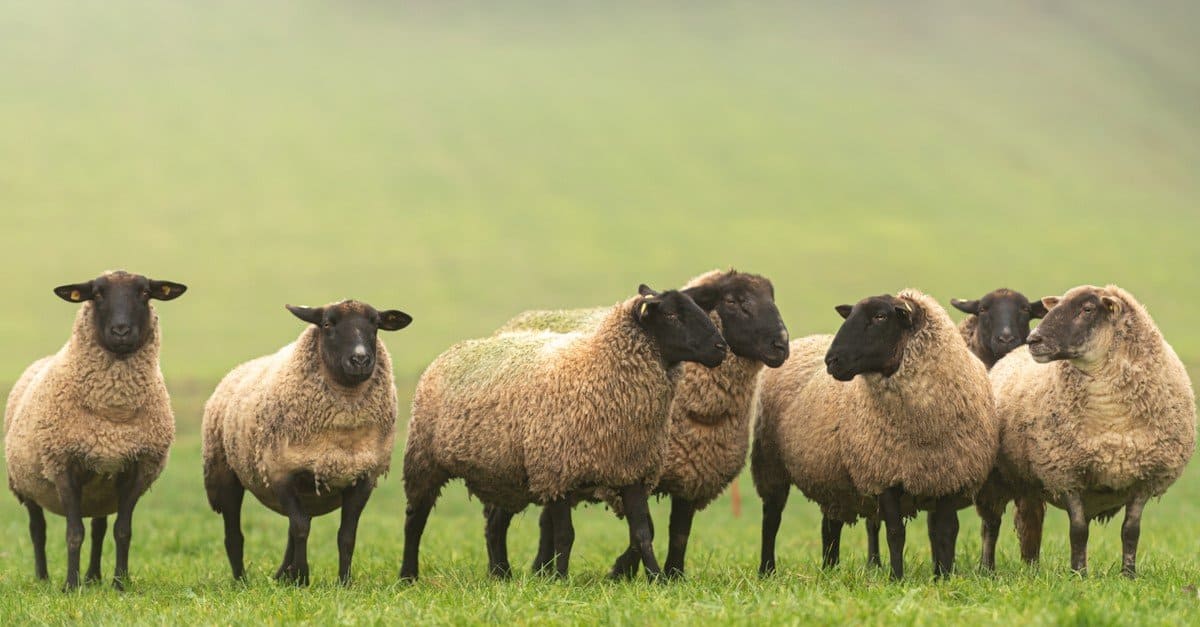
1, 1, 1198, 623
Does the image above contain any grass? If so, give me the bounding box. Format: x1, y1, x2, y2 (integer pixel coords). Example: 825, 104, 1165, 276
0, 0, 1198, 624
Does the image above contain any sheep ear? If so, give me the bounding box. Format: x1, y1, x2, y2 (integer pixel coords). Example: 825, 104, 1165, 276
835, 305, 852, 319
895, 303, 916, 327
1040, 296, 1061, 311
637, 284, 660, 298
950, 298, 979, 315
635, 298, 659, 322
681, 284, 720, 312
53, 282, 94, 303
1100, 295, 1122, 316
149, 280, 187, 301
378, 310, 413, 331
286, 304, 324, 325
1029, 300, 1049, 319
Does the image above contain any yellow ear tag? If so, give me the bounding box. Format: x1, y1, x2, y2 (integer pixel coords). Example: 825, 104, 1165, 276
639, 301, 649, 317
161, 285, 171, 296
70, 290, 81, 301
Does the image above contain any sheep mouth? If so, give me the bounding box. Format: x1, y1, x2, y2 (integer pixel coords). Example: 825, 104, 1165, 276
826, 365, 856, 382
1028, 343, 1069, 363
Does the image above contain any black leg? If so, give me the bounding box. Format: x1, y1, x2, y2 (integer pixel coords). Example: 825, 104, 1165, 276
274, 535, 296, 581
217, 482, 247, 580
663, 497, 695, 579
1121, 494, 1148, 579
399, 498, 435, 581
533, 506, 556, 575
112, 464, 147, 591
977, 503, 1001, 572
620, 483, 661, 581
272, 475, 311, 586
337, 478, 374, 586
56, 469, 87, 592
758, 488, 789, 576
866, 517, 882, 568
545, 499, 575, 579
484, 505, 515, 579
85, 517, 107, 583
931, 497, 959, 579
1014, 496, 1045, 564
608, 513, 650, 581
25, 502, 49, 581
878, 486, 906, 581
1063, 492, 1088, 576
820, 516, 844, 569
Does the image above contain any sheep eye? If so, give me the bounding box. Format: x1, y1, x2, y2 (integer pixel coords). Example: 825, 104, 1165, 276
1082, 304, 1096, 313
141, 289, 151, 299
323, 321, 334, 329
873, 313, 887, 321
978, 306, 989, 314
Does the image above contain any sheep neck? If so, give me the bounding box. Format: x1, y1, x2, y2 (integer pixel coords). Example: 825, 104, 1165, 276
65, 302, 162, 420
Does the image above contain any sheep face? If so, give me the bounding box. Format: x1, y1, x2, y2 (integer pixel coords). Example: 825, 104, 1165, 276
286, 300, 412, 386
951, 289, 1048, 360
1026, 287, 1121, 366
635, 285, 727, 368
53, 271, 187, 356
824, 295, 922, 382
683, 272, 789, 368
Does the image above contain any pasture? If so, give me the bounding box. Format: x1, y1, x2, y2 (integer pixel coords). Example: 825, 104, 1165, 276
1, 1, 1198, 624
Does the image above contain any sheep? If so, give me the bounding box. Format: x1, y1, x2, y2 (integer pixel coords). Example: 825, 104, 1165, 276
400, 285, 727, 581
4, 271, 187, 591
202, 300, 412, 586
509, 270, 790, 580
753, 289, 997, 580
976, 285, 1195, 577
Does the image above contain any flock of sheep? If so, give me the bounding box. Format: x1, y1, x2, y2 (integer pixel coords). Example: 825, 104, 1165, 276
3, 269, 1195, 591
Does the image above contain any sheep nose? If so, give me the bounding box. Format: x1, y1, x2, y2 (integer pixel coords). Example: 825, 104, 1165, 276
825, 354, 840, 367
350, 354, 370, 367
1026, 334, 1043, 346
772, 339, 788, 350
715, 340, 728, 352
998, 333, 1016, 345
110, 324, 131, 338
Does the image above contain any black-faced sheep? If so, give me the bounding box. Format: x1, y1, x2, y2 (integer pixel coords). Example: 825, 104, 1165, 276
977, 285, 1195, 577
400, 285, 726, 581
202, 300, 412, 586
753, 289, 997, 580
512, 270, 789, 580
4, 271, 187, 590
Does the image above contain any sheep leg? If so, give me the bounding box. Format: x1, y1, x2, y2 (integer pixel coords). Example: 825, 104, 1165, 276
215, 482, 247, 580
85, 517, 107, 583
25, 502, 49, 580
820, 516, 844, 569
1120, 493, 1148, 578
546, 499, 575, 579
929, 497, 959, 579
273, 477, 311, 586
865, 517, 882, 568
878, 486, 906, 581
758, 487, 789, 576
533, 506, 556, 575
484, 505, 514, 579
607, 514, 652, 581
663, 497, 696, 579
55, 466, 89, 592
400, 498, 435, 581
620, 483, 662, 581
1014, 496, 1045, 564
337, 478, 374, 586
112, 464, 147, 591
1063, 492, 1088, 576
274, 535, 296, 581
977, 503, 1001, 572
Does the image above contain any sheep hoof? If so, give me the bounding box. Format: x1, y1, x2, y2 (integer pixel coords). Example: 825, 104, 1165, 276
85, 570, 102, 584
112, 577, 127, 592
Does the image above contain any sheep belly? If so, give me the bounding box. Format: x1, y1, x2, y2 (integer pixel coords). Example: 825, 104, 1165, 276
248, 424, 391, 516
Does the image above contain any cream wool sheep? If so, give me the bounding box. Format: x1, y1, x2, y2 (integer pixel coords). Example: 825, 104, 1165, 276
977, 285, 1195, 577
5, 271, 186, 591
203, 300, 411, 586
400, 286, 727, 581
753, 289, 997, 580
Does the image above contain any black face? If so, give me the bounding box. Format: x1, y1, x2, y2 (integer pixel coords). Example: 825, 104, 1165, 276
54, 272, 187, 356
1025, 289, 1119, 364
824, 295, 920, 382
634, 285, 727, 368
683, 273, 789, 368
287, 301, 412, 386
951, 289, 1048, 360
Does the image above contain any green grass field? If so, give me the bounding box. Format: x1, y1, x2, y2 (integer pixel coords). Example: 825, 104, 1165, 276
1, 1, 1198, 624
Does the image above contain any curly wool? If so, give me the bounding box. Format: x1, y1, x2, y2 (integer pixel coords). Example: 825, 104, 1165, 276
989, 286, 1195, 518
202, 326, 397, 515
404, 296, 679, 513
753, 289, 998, 521
5, 303, 175, 516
